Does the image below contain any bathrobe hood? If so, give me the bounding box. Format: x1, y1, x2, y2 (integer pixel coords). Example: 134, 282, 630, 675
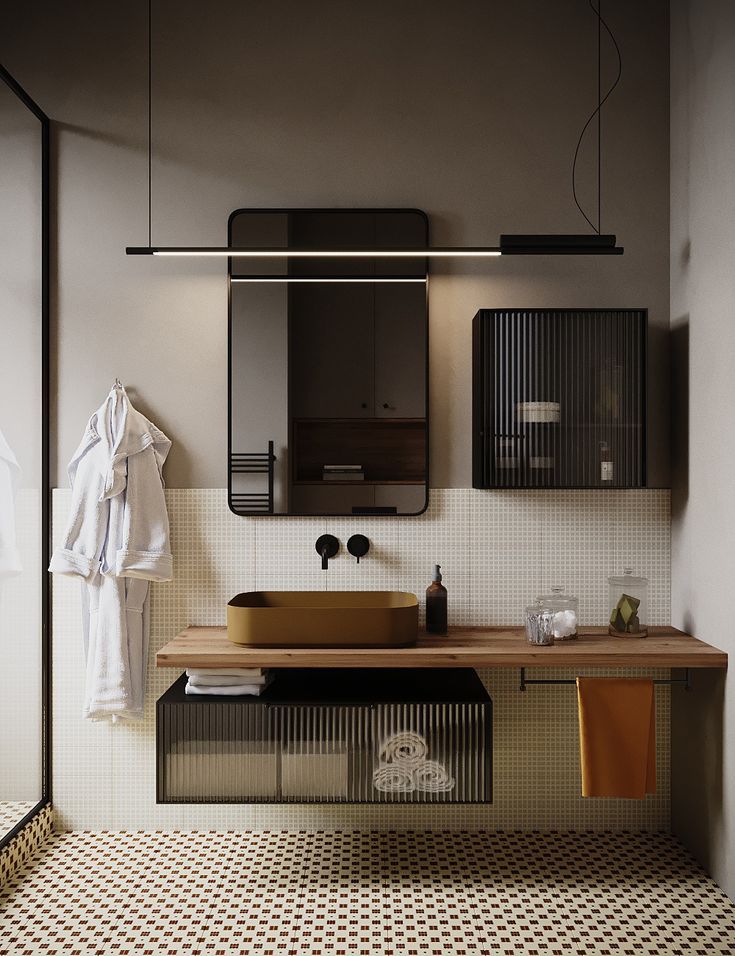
67, 387, 172, 502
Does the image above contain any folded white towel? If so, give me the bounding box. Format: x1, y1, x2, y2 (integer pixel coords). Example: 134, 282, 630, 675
184, 681, 269, 697
186, 668, 265, 680
187, 674, 269, 687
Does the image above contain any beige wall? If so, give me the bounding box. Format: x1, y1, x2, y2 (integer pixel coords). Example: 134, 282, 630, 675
670, 0, 735, 900
3, 0, 669, 488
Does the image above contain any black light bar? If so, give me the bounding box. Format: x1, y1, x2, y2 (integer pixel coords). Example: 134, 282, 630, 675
125, 246, 501, 258
499, 234, 623, 255
127, 237, 623, 258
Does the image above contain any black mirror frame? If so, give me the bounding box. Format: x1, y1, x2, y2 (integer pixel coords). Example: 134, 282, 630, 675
226, 208, 430, 518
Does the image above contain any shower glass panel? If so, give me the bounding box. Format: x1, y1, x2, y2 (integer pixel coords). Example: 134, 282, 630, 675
0, 66, 49, 845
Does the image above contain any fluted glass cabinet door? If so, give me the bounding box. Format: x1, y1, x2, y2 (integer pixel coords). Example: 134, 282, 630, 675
473, 309, 647, 489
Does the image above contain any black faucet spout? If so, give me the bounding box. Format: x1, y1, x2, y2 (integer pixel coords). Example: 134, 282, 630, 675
315, 534, 340, 570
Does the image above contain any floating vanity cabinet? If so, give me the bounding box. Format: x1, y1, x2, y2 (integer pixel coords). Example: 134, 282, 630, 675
156, 669, 492, 804
473, 309, 647, 489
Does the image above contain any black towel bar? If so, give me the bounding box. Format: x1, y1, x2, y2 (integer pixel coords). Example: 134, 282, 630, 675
230, 440, 276, 514
518, 667, 691, 693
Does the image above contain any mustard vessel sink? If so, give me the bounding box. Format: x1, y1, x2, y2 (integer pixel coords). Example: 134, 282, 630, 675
227, 591, 419, 648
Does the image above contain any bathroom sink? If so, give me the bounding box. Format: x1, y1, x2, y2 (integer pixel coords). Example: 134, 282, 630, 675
227, 591, 418, 648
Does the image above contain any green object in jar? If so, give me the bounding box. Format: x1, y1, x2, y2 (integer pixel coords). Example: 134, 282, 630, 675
610, 593, 641, 633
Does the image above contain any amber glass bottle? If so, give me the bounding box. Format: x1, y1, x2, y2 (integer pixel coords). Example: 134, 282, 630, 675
426, 565, 448, 635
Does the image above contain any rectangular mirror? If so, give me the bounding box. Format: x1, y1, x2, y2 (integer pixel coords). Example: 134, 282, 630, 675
228, 209, 428, 516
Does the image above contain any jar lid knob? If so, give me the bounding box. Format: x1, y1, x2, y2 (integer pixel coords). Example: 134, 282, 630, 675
623, 567, 633, 575
551, 585, 563, 593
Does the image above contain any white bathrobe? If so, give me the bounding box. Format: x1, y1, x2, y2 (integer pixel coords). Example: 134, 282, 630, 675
0, 428, 22, 579
50, 386, 172, 720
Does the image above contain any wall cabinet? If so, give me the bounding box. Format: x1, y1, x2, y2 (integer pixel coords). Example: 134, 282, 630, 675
473, 309, 647, 489
289, 283, 426, 419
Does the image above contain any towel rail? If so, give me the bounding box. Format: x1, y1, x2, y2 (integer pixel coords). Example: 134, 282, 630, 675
230, 440, 276, 514
518, 667, 691, 693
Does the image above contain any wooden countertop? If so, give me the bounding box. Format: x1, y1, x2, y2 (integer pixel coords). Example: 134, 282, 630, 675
156, 626, 728, 670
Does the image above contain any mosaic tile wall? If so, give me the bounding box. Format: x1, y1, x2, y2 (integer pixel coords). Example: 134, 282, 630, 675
0, 803, 52, 889
51, 488, 671, 830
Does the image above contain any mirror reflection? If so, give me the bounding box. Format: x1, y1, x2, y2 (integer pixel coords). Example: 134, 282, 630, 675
229, 210, 428, 516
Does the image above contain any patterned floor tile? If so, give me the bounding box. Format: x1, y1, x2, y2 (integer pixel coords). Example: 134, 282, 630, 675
0, 804, 36, 839
1, 830, 734, 955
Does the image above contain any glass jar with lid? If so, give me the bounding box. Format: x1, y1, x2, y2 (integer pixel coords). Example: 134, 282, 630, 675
608, 569, 648, 638
524, 603, 555, 646
535, 586, 579, 641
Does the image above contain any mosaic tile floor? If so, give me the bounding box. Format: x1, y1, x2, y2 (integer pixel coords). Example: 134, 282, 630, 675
0, 804, 35, 840
1, 830, 735, 955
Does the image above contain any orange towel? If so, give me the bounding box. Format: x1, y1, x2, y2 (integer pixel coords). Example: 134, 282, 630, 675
576, 678, 656, 799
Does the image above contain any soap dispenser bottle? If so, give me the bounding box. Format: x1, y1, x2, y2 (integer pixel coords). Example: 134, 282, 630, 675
426, 565, 448, 635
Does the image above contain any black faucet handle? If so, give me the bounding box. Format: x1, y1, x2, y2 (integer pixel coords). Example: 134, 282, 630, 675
315, 534, 340, 570
347, 534, 370, 564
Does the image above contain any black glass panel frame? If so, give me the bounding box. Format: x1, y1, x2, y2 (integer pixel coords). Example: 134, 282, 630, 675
0, 63, 51, 850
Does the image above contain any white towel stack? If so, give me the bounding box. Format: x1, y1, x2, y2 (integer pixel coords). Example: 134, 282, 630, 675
184, 668, 272, 697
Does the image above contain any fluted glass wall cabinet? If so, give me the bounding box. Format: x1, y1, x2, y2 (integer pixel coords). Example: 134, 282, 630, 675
472, 309, 647, 489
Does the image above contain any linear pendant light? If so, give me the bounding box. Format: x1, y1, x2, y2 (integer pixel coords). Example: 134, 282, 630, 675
126, 0, 623, 265
127, 246, 501, 257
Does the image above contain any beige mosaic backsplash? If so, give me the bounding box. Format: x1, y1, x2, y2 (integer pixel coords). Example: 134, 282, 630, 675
52, 488, 670, 830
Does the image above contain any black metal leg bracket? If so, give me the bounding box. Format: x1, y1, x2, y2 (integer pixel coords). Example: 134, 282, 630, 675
518, 667, 691, 692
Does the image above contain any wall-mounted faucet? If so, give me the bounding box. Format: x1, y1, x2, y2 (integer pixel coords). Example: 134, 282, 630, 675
315, 534, 340, 570
347, 534, 370, 564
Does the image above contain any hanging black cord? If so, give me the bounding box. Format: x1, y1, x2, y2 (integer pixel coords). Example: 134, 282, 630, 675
571, 0, 622, 234
148, 0, 152, 247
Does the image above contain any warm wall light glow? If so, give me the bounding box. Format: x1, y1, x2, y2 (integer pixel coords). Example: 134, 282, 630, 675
125, 246, 502, 258
231, 276, 427, 284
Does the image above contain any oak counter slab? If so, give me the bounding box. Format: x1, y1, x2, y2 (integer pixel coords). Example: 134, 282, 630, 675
156, 626, 728, 670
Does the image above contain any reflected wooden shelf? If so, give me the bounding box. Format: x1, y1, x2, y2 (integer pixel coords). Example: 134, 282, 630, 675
293, 480, 424, 486
156, 626, 727, 670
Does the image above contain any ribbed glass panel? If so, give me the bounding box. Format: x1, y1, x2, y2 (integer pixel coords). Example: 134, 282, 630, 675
473, 309, 646, 489
157, 677, 492, 804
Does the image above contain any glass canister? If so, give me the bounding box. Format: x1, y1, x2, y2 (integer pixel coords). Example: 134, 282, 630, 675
608, 569, 648, 638
524, 603, 555, 646
536, 586, 579, 640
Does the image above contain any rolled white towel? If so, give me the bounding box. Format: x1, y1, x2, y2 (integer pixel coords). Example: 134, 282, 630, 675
184, 681, 270, 697
372, 763, 415, 794
187, 674, 269, 687
378, 731, 428, 767
413, 760, 455, 793
186, 668, 265, 680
